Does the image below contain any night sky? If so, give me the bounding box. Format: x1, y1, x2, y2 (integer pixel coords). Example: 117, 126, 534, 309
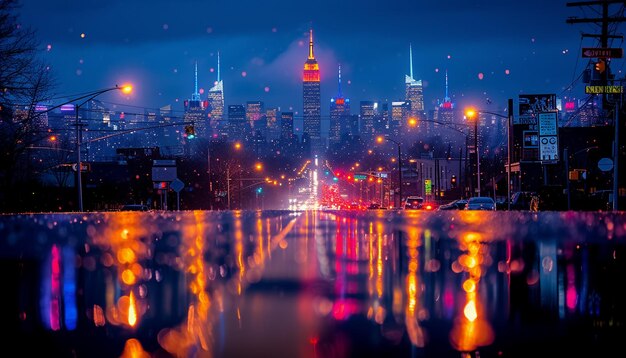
19, 0, 622, 116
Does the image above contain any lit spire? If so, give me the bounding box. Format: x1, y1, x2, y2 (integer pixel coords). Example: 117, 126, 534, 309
192, 61, 200, 101
409, 43, 414, 80
445, 69, 450, 102
337, 64, 342, 97
308, 29, 315, 60
217, 51, 221, 83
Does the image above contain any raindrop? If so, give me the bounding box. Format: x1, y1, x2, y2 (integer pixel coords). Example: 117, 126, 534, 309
478, 72, 484, 80
241, 71, 247, 77
80, 33, 86, 38
46, 44, 52, 51
264, 86, 270, 92
505, 69, 510, 75
162, 24, 169, 30
76, 69, 83, 76
435, 68, 439, 73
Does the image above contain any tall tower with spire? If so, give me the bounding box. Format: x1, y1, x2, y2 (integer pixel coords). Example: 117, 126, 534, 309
208, 52, 225, 136
405, 44, 424, 120
330, 64, 350, 143
303, 29, 321, 151
184, 61, 209, 138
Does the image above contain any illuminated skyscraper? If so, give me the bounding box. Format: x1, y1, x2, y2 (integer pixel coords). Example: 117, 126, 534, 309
303, 29, 321, 150
208, 52, 225, 136
330, 64, 350, 143
184, 62, 209, 138
405, 44, 424, 120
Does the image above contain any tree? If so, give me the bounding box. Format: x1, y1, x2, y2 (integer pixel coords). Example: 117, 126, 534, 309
0, 0, 55, 211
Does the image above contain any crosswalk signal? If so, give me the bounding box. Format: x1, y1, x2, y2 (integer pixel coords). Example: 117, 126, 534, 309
595, 58, 606, 74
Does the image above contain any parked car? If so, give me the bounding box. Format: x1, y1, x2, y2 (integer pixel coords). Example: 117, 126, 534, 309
465, 197, 496, 211
403, 196, 424, 210
438, 199, 468, 211
367, 202, 382, 210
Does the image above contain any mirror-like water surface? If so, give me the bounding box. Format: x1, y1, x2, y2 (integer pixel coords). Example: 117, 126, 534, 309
1, 210, 624, 357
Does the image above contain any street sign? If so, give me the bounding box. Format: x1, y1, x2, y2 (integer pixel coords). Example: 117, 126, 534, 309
539, 136, 559, 161
170, 178, 184, 193
538, 112, 557, 136
582, 47, 623, 58
598, 158, 613, 172
353, 174, 367, 180
71, 163, 90, 172
585, 86, 623, 94
424, 179, 432, 195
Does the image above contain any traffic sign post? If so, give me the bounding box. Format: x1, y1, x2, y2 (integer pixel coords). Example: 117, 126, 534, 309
170, 178, 184, 211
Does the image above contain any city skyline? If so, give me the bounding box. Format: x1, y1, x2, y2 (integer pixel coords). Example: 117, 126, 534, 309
18, 1, 614, 115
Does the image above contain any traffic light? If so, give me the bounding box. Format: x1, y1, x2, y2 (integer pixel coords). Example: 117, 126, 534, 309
184, 124, 196, 139
256, 187, 263, 194
595, 58, 606, 74
451, 175, 457, 188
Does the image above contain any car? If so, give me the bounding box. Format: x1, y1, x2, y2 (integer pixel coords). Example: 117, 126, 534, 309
438, 199, 468, 210
465, 197, 496, 211
367, 203, 382, 210
120, 204, 150, 211
403, 196, 424, 210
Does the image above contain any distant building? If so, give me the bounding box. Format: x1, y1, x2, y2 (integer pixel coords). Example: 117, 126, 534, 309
208, 52, 225, 136
246, 101, 265, 138
280, 111, 294, 139
184, 62, 209, 138
391, 101, 410, 138
228, 104, 246, 140
405, 44, 424, 120
266, 107, 280, 140
303, 29, 321, 152
329, 64, 350, 144
359, 101, 376, 139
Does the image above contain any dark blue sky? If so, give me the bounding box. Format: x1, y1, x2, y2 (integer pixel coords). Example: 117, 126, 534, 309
20, 0, 623, 115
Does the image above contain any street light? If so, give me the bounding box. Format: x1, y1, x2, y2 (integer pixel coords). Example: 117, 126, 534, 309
74, 85, 132, 211
376, 136, 402, 208
465, 108, 480, 197
465, 101, 513, 208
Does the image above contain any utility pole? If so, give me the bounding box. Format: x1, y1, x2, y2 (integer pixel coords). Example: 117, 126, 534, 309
566, 0, 626, 110
567, 1, 625, 211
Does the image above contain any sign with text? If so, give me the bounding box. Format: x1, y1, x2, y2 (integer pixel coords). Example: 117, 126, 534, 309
538, 112, 558, 136
539, 136, 559, 162
582, 47, 623, 58
538, 111, 559, 163
585, 86, 623, 94
424, 179, 432, 195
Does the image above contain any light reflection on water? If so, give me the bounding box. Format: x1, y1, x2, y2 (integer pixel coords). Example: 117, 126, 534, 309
1, 210, 625, 357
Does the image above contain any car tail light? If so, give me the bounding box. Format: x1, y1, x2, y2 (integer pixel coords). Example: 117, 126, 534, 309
425, 204, 433, 210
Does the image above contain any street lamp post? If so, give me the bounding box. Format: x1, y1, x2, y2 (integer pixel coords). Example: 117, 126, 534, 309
377, 136, 402, 208
73, 85, 132, 211
465, 102, 513, 206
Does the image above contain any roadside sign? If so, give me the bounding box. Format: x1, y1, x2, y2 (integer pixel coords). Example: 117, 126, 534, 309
170, 178, 184, 193
71, 163, 90, 172
598, 158, 613, 172
424, 179, 432, 195
582, 47, 623, 58
585, 86, 623, 94
353, 174, 367, 180
538, 112, 557, 136
539, 136, 559, 161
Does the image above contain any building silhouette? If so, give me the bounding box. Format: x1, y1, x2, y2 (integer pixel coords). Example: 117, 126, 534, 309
208, 52, 225, 136
303, 29, 321, 153
184, 62, 209, 138
405, 44, 424, 122
329, 64, 350, 144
